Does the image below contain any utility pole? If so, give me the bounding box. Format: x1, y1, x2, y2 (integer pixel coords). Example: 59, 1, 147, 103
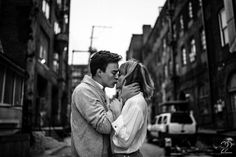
89, 25, 112, 54
71, 25, 112, 65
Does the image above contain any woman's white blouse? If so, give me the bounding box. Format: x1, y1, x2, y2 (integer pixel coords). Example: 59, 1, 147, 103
111, 92, 147, 154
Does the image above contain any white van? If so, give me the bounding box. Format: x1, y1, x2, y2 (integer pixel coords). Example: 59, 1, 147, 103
147, 111, 197, 146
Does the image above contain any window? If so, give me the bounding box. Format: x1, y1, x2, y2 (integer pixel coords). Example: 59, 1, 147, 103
228, 74, 236, 112
198, 85, 210, 121
0, 66, 5, 101
42, 0, 50, 20
188, 2, 193, 19
54, 22, 61, 34
163, 116, 167, 124
189, 39, 196, 62
39, 31, 49, 65
201, 29, 207, 51
164, 65, 168, 78
228, 73, 236, 128
163, 39, 167, 50
218, 8, 229, 46
39, 45, 47, 64
0, 66, 24, 106
168, 60, 172, 75
14, 76, 24, 106
180, 15, 184, 30
64, 14, 69, 24
56, 0, 62, 7
72, 71, 82, 77
4, 70, 14, 104
223, 0, 236, 53
0, 40, 4, 53
199, 0, 202, 7
176, 63, 180, 75
170, 112, 193, 124
157, 117, 162, 124
53, 53, 59, 73
181, 47, 187, 65
173, 23, 177, 40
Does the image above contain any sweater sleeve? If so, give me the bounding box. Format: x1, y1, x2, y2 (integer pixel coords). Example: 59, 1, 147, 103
112, 104, 144, 148
74, 87, 114, 134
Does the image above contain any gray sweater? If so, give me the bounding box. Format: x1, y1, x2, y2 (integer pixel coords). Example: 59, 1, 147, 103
71, 75, 114, 157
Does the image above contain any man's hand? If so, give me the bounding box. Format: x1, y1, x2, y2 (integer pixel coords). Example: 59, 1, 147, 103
120, 81, 140, 103
110, 98, 122, 120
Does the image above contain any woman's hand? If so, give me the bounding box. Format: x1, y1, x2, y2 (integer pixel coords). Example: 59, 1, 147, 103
120, 81, 140, 103
110, 98, 122, 120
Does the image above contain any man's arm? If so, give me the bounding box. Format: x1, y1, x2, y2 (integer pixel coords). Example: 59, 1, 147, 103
112, 105, 144, 148
74, 88, 114, 134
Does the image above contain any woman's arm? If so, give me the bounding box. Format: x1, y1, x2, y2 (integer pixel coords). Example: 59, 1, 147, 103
112, 104, 144, 148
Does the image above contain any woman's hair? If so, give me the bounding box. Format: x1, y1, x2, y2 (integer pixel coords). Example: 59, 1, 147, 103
120, 59, 154, 100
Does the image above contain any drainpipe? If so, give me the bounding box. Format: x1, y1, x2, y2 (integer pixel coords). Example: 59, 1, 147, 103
200, 0, 215, 126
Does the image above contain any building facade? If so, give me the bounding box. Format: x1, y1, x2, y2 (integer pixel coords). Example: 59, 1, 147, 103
70, 64, 88, 92
0, 0, 70, 156
202, 0, 236, 129
127, 0, 236, 131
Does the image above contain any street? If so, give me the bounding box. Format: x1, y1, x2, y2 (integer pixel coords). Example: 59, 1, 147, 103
53, 138, 165, 157
140, 142, 165, 157
33, 134, 166, 157
53, 142, 165, 157
32, 135, 219, 157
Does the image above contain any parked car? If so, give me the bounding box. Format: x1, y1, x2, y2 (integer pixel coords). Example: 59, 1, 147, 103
147, 111, 197, 147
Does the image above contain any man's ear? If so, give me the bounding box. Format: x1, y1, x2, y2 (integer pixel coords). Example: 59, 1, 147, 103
96, 68, 103, 77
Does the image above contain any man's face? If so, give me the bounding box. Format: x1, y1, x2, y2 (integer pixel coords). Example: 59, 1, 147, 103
100, 63, 119, 88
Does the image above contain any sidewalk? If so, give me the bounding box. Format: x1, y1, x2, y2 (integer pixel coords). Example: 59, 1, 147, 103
30, 132, 71, 157
196, 128, 236, 155
198, 128, 236, 139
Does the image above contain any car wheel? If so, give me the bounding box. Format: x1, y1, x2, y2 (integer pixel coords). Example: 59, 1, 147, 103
158, 132, 165, 147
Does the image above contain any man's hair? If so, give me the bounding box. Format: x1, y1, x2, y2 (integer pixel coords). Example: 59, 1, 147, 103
90, 50, 122, 76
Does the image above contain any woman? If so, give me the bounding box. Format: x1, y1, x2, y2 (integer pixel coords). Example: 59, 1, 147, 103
110, 59, 154, 157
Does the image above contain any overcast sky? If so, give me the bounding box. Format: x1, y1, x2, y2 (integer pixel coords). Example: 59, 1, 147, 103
69, 0, 166, 65
69, 0, 166, 97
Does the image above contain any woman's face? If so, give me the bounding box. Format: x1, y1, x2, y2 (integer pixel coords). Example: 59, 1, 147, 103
116, 64, 126, 90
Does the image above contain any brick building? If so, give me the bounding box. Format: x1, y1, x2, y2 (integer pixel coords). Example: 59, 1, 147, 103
0, 0, 70, 156
70, 64, 88, 92
127, 0, 236, 131
202, 0, 236, 129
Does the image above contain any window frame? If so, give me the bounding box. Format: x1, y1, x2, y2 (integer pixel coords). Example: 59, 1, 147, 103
218, 7, 229, 47
188, 2, 193, 19
189, 38, 196, 63
201, 29, 207, 51
42, 0, 51, 20
181, 47, 187, 66
0, 67, 24, 107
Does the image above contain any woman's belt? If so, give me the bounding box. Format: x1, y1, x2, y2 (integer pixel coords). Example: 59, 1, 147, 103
112, 150, 141, 157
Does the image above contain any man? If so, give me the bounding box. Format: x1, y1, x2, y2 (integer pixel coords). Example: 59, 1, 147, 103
71, 51, 139, 157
